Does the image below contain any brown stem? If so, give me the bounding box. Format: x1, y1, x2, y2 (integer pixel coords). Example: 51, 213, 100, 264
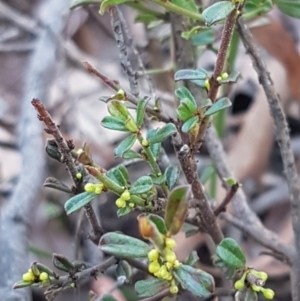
194, 8, 239, 152
214, 183, 240, 216
31, 99, 103, 243
237, 18, 300, 301
83, 61, 170, 123
173, 134, 223, 244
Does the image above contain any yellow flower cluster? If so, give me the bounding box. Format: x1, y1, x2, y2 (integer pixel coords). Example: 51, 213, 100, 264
115, 189, 135, 208
147, 237, 181, 294
84, 183, 104, 194
234, 269, 274, 299
22, 269, 49, 284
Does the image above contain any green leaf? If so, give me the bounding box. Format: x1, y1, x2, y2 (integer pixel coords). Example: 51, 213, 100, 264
108, 100, 130, 121
64, 192, 98, 215
173, 264, 215, 297
218, 71, 240, 84
13, 280, 33, 289
100, 0, 133, 14
216, 238, 246, 269
235, 287, 258, 301
175, 87, 197, 110
135, 278, 169, 298
114, 134, 137, 157
172, 0, 198, 12
182, 26, 206, 40
70, 0, 100, 9
117, 207, 132, 217
147, 214, 167, 235
200, 165, 215, 185
136, 97, 149, 127
102, 296, 118, 301
99, 96, 110, 103
191, 29, 215, 46
116, 260, 132, 282
44, 177, 72, 193
182, 116, 199, 133
204, 97, 232, 116
165, 166, 180, 190
177, 103, 194, 122
130, 176, 153, 194
101, 116, 128, 132
185, 250, 199, 267
123, 149, 143, 159
107, 167, 127, 187
175, 69, 208, 81
202, 1, 235, 26
148, 123, 177, 144
275, 0, 300, 19
99, 232, 150, 258
149, 173, 166, 185
164, 185, 190, 235
53, 254, 75, 273
147, 129, 161, 157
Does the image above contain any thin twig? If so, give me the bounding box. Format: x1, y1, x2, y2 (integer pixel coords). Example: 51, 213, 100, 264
83, 61, 170, 123
237, 18, 300, 301
31, 99, 103, 243
214, 183, 240, 216
205, 126, 295, 264
109, 6, 139, 97
115, 6, 155, 98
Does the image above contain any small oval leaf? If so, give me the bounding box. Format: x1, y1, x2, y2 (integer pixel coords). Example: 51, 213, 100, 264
136, 97, 149, 127
165, 166, 180, 190
175, 87, 197, 110
135, 278, 169, 297
64, 192, 98, 215
202, 1, 235, 26
123, 149, 143, 159
117, 207, 132, 217
101, 116, 128, 132
165, 185, 190, 235
148, 123, 177, 144
99, 232, 150, 258
182, 116, 199, 133
216, 238, 246, 269
114, 134, 137, 157
175, 69, 208, 81
177, 102, 194, 122
174, 264, 215, 297
130, 176, 153, 194
204, 97, 232, 116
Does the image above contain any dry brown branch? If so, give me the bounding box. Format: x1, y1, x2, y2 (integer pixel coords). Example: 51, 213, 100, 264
237, 18, 300, 301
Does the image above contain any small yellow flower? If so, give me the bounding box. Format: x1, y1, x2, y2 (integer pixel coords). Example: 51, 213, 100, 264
165, 250, 176, 264
148, 249, 159, 261
221, 72, 229, 80
142, 139, 149, 147
261, 288, 275, 300
148, 261, 160, 274
129, 202, 135, 208
94, 184, 104, 194
170, 284, 179, 294
84, 183, 95, 193
76, 173, 82, 180
173, 260, 181, 268
39, 272, 49, 282
121, 190, 131, 201
115, 198, 126, 208
22, 272, 34, 282
165, 237, 176, 249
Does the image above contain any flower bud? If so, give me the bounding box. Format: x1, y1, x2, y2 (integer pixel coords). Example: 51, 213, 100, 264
121, 190, 131, 201
39, 272, 49, 282
22, 272, 34, 282
165, 238, 176, 249
148, 261, 160, 274
261, 288, 275, 299
170, 285, 179, 294
76, 173, 82, 180
84, 183, 95, 193
221, 72, 229, 80
148, 249, 159, 262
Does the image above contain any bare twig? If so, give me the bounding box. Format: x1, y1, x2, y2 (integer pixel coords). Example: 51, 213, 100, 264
109, 7, 139, 97
214, 183, 240, 216
83, 61, 170, 123
31, 99, 103, 243
237, 18, 300, 301
205, 126, 295, 264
